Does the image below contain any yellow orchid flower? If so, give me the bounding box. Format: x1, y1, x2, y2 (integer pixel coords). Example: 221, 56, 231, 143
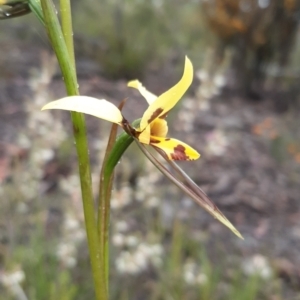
42, 56, 200, 161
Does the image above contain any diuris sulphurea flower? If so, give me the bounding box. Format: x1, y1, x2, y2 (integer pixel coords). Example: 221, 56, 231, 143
42, 56, 243, 239
42, 56, 199, 161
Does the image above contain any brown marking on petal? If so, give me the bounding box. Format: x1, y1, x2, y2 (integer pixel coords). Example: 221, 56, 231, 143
165, 138, 170, 141
150, 138, 161, 144
148, 108, 163, 124
159, 112, 168, 119
171, 144, 189, 160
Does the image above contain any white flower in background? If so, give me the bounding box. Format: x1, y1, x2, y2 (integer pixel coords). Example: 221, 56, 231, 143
197, 70, 209, 82
145, 196, 160, 208
115, 243, 164, 275
205, 129, 229, 156
56, 214, 85, 268
18, 134, 31, 149
56, 243, 77, 268
115, 220, 129, 232
195, 54, 227, 111
112, 233, 126, 247
0, 269, 27, 300
214, 74, 226, 89
126, 235, 139, 247
135, 160, 163, 204
64, 214, 85, 243
177, 98, 195, 132
0, 269, 25, 286
32, 149, 54, 163
183, 260, 208, 285
111, 184, 133, 209
242, 254, 272, 279
115, 251, 144, 275
59, 175, 79, 194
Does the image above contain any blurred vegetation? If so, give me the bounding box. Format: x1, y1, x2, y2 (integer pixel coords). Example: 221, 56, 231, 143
71, 0, 207, 79
201, 0, 300, 97
2, 0, 300, 94
69, 0, 300, 98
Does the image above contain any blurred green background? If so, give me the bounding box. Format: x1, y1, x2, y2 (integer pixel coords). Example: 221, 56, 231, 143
1, 0, 300, 299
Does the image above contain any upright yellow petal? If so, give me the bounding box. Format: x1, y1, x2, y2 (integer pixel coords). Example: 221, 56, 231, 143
42, 96, 123, 124
150, 136, 200, 161
139, 56, 193, 131
127, 80, 157, 105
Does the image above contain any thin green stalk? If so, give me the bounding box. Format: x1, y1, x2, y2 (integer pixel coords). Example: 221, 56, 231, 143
100, 122, 141, 213
28, 0, 44, 25
98, 131, 134, 289
102, 119, 140, 175
59, 0, 76, 70
100, 131, 133, 275
97, 101, 129, 290
97, 122, 119, 292
40, 1, 104, 299
98, 119, 140, 288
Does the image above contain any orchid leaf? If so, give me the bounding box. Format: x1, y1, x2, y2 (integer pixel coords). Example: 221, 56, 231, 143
135, 141, 243, 239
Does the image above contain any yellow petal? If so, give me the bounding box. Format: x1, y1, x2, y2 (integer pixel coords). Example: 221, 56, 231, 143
137, 125, 151, 144
139, 56, 193, 131
150, 136, 200, 161
150, 119, 168, 138
128, 80, 157, 105
42, 96, 123, 124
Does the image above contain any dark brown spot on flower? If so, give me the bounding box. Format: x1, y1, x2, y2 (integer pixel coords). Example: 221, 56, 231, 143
148, 108, 163, 124
150, 138, 161, 144
159, 112, 168, 119
171, 144, 189, 160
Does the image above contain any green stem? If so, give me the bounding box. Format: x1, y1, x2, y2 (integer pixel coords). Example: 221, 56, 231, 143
40, 1, 104, 299
28, 0, 45, 25
102, 119, 140, 180
103, 132, 134, 176
100, 121, 141, 216
59, 0, 76, 71
100, 132, 134, 283
97, 123, 118, 293
98, 120, 140, 290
